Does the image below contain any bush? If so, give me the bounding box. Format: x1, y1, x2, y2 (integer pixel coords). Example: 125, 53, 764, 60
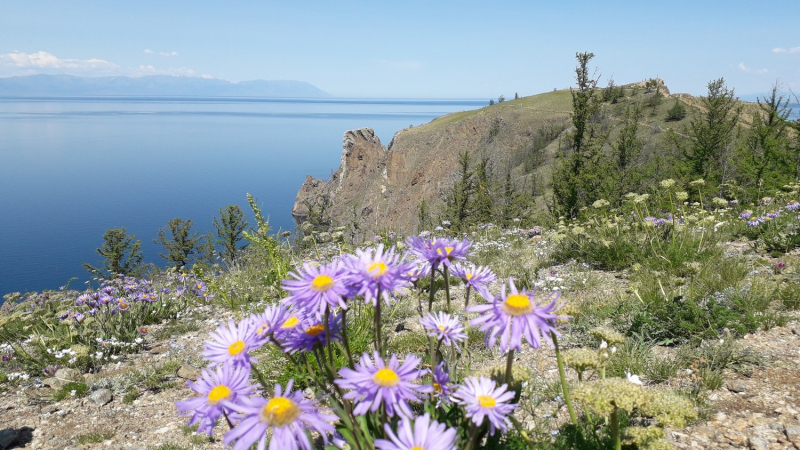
666, 99, 687, 121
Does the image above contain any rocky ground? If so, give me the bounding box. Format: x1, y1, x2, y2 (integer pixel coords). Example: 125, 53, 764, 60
1, 276, 799, 449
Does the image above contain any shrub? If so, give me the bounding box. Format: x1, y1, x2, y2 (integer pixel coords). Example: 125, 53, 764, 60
666, 99, 687, 121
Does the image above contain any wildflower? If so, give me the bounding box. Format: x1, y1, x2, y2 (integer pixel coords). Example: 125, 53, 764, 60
406, 236, 472, 271
747, 217, 762, 227
675, 191, 689, 201
452, 376, 516, 435
762, 196, 772, 205
450, 263, 496, 297
175, 363, 253, 436
137, 326, 148, 336
432, 362, 454, 404
404, 264, 431, 284
203, 319, 264, 369
625, 370, 644, 385
711, 197, 728, 208
344, 244, 413, 306
589, 327, 626, 346
659, 179, 676, 189
223, 379, 336, 450
767, 210, 779, 218
739, 210, 753, 219
468, 279, 565, 353
420, 312, 468, 350
562, 348, 602, 374
281, 312, 342, 354
787, 200, 800, 211
335, 352, 432, 417
689, 179, 705, 186
282, 261, 351, 318
375, 413, 457, 450
250, 304, 289, 338
76, 294, 90, 305
592, 199, 610, 209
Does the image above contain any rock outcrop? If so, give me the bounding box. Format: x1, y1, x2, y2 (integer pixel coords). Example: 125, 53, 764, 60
292, 91, 575, 239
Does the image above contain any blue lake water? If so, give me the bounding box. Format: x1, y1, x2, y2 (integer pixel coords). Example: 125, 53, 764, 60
0, 97, 486, 296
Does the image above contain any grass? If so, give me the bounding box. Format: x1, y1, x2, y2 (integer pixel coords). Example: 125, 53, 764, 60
53, 381, 89, 401
76, 431, 115, 445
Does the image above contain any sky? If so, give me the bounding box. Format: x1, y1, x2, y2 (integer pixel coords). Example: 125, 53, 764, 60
1, 0, 798, 98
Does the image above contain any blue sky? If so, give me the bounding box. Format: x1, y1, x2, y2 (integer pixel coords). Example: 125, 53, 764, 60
1, 0, 798, 98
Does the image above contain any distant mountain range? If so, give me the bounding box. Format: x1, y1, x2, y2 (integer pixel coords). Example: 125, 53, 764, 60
0, 74, 330, 98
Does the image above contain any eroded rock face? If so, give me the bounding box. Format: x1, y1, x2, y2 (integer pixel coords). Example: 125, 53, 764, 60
293, 92, 575, 240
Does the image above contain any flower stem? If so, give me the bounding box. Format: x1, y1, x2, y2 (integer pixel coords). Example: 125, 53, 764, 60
505, 349, 514, 384
552, 332, 578, 427
464, 423, 479, 450
443, 266, 452, 314
427, 269, 436, 313
374, 292, 383, 358
340, 309, 354, 369
610, 406, 621, 450
324, 306, 334, 366
250, 363, 272, 393
465, 286, 472, 310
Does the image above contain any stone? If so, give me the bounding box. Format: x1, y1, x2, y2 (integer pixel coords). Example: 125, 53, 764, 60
88, 388, 113, 406
785, 425, 800, 444
0, 429, 19, 450
748, 436, 769, 450
726, 380, 748, 393
44, 368, 83, 390
176, 365, 199, 380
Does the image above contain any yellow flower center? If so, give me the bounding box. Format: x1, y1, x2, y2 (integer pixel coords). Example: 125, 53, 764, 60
281, 317, 300, 329
433, 382, 441, 393
411, 447, 425, 450
373, 368, 400, 387
502, 293, 533, 316
119, 301, 128, 309
437, 325, 446, 332
436, 246, 454, 257
207, 385, 231, 405
466, 273, 473, 280
368, 262, 388, 278
260, 396, 301, 426
228, 340, 246, 356
305, 324, 325, 336
478, 395, 496, 408
310, 274, 335, 292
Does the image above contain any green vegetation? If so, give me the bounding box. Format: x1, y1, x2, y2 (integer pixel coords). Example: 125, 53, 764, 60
155, 217, 202, 269
213, 204, 249, 263
82, 227, 144, 277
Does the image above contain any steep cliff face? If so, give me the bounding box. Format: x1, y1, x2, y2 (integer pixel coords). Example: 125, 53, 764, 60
292, 90, 575, 239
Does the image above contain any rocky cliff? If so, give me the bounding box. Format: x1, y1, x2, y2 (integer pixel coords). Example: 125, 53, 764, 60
292, 90, 575, 239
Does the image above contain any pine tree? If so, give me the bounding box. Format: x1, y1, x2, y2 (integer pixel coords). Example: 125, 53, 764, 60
154, 218, 201, 269
740, 83, 791, 191
83, 227, 144, 278
213, 205, 249, 263
443, 151, 475, 229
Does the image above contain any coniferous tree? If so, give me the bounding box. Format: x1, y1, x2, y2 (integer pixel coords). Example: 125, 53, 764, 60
665, 99, 687, 121
443, 151, 475, 229
154, 218, 201, 269
552, 52, 606, 217
739, 84, 792, 192
83, 227, 144, 278
604, 103, 644, 203
213, 205, 249, 263
472, 156, 494, 224
684, 78, 741, 185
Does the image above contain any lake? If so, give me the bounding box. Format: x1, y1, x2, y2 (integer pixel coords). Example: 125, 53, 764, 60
0, 97, 486, 296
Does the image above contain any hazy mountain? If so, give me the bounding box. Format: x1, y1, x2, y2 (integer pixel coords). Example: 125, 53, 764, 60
0, 74, 330, 98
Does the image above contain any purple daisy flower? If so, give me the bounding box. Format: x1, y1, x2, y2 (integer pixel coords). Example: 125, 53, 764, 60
335, 352, 432, 417
406, 236, 472, 271
468, 278, 565, 353
203, 319, 264, 369
747, 217, 762, 227
452, 376, 517, 435
420, 312, 468, 350
223, 379, 336, 450
282, 261, 351, 318
375, 413, 457, 450
250, 304, 289, 338
739, 210, 753, 219
450, 263, 496, 297
787, 200, 800, 211
282, 312, 342, 354
76, 294, 91, 305
344, 244, 414, 306
432, 362, 454, 405
175, 363, 253, 436
404, 264, 431, 284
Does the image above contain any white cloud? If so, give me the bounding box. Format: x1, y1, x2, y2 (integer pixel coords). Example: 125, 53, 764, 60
772, 47, 800, 54
738, 62, 768, 74
143, 49, 154, 54
375, 59, 424, 70
0, 51, 119, 73
159, 51, 179, 57
0, 50, 199, 78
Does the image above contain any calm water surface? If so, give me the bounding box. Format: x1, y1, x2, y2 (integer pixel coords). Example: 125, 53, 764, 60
0, 97, 484, 296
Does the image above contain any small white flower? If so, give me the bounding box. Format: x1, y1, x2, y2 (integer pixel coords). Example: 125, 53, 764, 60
625, 371, 643, 385
70, 390, 76, 396
610, 346, 617, 354
599, 340, 608, 349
